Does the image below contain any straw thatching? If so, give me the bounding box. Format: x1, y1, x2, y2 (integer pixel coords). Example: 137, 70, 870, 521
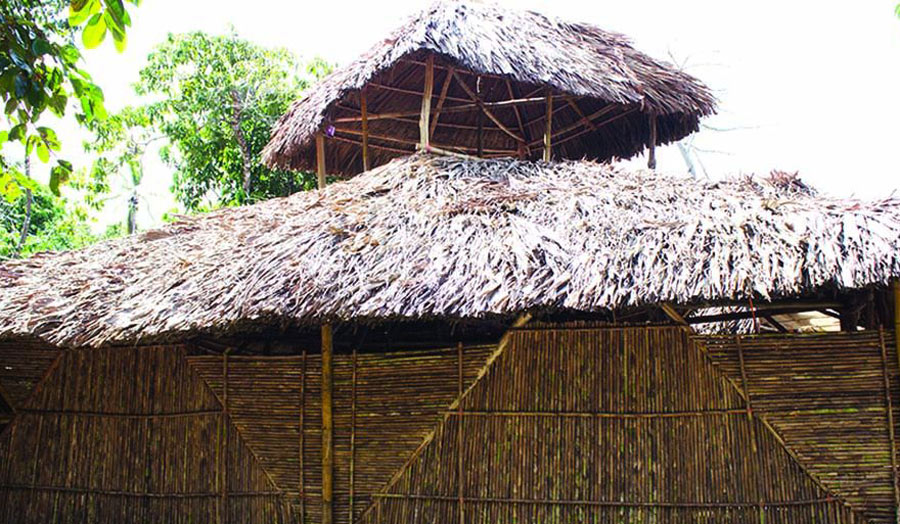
1, 154, 898, 348
262, 0, 716, 175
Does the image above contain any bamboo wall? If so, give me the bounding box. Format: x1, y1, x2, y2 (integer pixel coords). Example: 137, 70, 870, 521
186, 345, 496, 524
0, 346, 286, 524
362, 326, 863, 523
1, 327, 898, 523
704, 331, 900, 524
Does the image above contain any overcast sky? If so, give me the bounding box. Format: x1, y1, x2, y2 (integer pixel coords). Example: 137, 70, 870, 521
45, 0, 900, 229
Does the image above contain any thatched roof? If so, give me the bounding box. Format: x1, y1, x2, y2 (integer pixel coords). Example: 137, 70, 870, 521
2, 154, 898, 348
262, 0, 716, 175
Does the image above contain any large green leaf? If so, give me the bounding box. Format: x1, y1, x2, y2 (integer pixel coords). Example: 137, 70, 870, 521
82, 13, 107, 49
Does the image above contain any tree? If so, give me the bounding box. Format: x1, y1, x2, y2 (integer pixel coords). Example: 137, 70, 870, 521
81, 105, 158, 233
0, 182, 96, 259
1, 0, 139, 255
123, 31, 330, 211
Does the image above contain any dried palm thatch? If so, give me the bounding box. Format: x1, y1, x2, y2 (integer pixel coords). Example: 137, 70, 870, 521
1, 154, 898, 348
262, 0, 716, 175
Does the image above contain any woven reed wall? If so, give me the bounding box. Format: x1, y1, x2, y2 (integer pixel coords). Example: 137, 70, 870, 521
2, 327, 898, 523
186, 345, 496, 524
703, 331, 900, 524
0, 345, 287, 524
361, 326, 863, 524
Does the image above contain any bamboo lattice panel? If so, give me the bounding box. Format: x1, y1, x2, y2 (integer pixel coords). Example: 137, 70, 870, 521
361, 326, 863, 524
0, 339, 61, 408
0, 346, 288, 524
702, 331, 899, 524
186, 345, 496, 524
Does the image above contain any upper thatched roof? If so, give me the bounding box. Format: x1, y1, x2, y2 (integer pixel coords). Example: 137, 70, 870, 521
2, 154, 898, 348
262, 0, 716, 175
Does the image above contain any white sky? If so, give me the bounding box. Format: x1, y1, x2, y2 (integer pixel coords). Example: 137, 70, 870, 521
42, 0, 900, 230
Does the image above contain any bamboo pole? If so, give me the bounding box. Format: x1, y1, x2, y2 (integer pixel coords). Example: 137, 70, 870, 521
543, 88, 553, 162
457, 341, 465, 524
360, 89, 370, 172
449, 69, 526, 145
660, 303, 688, 325
878, 328, 900, 524
648, 113, 657, 169
894, 279, 900, 378
419, 54, 434, 148
506, 79, 530, 159
349, 349, 357, 523
430, 67, 454, 138
316, 134, 326, 189
299, 349, 306, 524
221, 351, 229, 524
321, 323, 333, 524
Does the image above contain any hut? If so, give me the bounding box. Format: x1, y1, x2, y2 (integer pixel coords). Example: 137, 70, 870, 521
2, 1, 900, 523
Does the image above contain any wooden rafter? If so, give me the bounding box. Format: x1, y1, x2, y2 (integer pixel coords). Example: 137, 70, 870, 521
449, 69, 525, 145
430, 67, 455, 138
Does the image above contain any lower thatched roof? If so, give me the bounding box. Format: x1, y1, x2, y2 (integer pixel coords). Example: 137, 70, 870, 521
2, 154, 899, 347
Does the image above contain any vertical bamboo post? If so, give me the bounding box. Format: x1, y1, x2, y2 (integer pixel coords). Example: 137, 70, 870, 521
321, 323, 334, 524
894, 279, 900, 374
349, 349, 357, 523
736, 336, 764, 523
316, 129, 334, 524
543, 88, 553, 162
360, 89, 370, 172
879, 328, 900, 524
476, 76, 484, 158
299, 350, 306, 524
316, 133, 326, 189
221, 351, 229, 524
419, 54, 434, 149
648, 113, 657, 170
457, 341, 464, 524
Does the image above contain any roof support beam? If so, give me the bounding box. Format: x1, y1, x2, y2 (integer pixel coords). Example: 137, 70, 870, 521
648, 113, 658, 170
316, 133, 326, 189
543, 89, 553, 162
450, 69, 526, 146
506, 80, 531, 159
334, 96, 567, 124
360, 88, 370, 172
419, 54, 434, 148
430, 67, 455, 138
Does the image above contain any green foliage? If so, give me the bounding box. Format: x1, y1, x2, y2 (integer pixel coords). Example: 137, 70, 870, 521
0, 0, 139, 204
0, 184, 97, 258
128, 31, 328, 210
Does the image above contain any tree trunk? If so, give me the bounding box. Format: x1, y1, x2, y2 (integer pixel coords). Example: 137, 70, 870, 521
231, 90, 253, 201
15, 154, 32, 257
127, 192, 138, 235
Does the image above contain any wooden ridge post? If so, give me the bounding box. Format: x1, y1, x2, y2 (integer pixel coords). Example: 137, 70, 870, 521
648, 113, 657, 170
316, 131, 334, 524
543, 88, 552, 162
321, 323, 334, 524
360, 88, 370, 172
419, 54, 434, 149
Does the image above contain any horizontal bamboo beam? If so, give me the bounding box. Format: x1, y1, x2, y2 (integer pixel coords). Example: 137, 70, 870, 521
15, 409, 221, 419
446, 409, 747, 418
688, 305, 842, 325
0, 484, 281, 498
333, 96, 569, 124
335, 127, 517, 155
370, 492, 835, 509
